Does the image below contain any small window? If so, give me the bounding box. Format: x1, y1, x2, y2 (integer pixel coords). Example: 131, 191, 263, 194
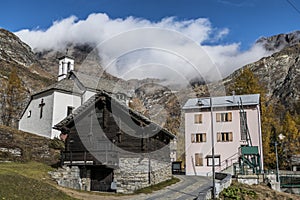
217, 132, 233, 142
195, 153, 203, 166
216, 112, 232, 122
191, 133, 206, 143
27, 110, 32, 118
206, 155, 221, 166
67, 106, 74, 116
194, 114, 202, 124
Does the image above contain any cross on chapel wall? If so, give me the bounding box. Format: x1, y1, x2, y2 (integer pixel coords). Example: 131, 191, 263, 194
39, 99, 45, 119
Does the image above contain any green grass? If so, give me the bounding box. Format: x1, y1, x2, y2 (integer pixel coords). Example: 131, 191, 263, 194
0, 162, 77, 200
134, 176, 181, 194
218, 181, 258, 200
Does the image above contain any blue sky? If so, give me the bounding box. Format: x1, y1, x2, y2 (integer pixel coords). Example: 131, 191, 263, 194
1, 0, 300, 81
1, 0, 300, 49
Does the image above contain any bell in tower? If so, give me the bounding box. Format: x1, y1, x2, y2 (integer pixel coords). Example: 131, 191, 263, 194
58, 51, 74, 81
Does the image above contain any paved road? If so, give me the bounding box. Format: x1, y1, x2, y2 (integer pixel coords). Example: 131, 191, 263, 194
128, 175, 212, 200
57, 175, 212, 200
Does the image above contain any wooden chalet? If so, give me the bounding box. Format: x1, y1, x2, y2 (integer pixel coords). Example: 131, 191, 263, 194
54, 91, 175, 193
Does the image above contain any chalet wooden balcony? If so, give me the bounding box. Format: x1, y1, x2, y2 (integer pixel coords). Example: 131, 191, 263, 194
62, 150, 119, 167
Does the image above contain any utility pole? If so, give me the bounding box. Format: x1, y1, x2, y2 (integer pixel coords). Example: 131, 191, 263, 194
210, 97, 216, 199
275, 141, 279, 182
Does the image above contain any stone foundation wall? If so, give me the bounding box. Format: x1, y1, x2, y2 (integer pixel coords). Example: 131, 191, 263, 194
49, 158, 172, 194
49, 166, 91, 191
114, 157, 172, 193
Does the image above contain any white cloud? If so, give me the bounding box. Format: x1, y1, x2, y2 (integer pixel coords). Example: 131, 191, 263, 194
15, 13, 272, 83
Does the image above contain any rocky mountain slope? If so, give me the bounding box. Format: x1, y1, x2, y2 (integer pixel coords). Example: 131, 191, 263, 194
257, 30, 300, 51
215, 37, 300, 111
0, 28, 54, 92
1, 28, 300, 134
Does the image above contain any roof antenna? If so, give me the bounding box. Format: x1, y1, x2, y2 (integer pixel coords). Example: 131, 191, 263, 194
232, 90, 236, 103
197, 99, 204, 106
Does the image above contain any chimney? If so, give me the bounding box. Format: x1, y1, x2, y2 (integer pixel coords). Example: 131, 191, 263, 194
232, 91, 236, 103
197, 99, 204, 106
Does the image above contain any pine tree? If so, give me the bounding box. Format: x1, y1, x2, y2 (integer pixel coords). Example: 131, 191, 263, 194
0, 69, 27, 127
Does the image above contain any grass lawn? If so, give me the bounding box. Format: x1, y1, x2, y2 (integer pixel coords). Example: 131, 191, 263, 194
134, 176, 181, 194
0, 162, 76, 200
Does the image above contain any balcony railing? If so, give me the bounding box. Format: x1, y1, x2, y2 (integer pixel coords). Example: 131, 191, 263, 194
62, 150, 119, 167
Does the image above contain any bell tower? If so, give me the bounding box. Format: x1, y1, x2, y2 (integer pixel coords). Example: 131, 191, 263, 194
58, 54, 74, 81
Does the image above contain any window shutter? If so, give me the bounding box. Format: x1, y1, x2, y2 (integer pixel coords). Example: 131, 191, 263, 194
203, 133, 207, 142
191, 134, 195, 143
199, 153, 203, 166
195, 153, 203, 166
216, 113, 221, 122
217, 132, 221, 142
228, 112, 232, 121
229, 132, 233, 141
194, 114, 202, 123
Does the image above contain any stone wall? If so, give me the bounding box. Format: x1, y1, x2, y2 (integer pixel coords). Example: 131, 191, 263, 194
197, 173, 232, 200
49, 166, 88, 190
50, 157, 172, 194
237, 174, 264, 185
114, 157, 172, 193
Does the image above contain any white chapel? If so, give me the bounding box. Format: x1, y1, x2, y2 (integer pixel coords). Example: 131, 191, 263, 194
19, 56, 131, 138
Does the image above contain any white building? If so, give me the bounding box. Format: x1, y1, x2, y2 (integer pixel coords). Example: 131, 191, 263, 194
19, 56, 132, 138
183, 94, 263, 176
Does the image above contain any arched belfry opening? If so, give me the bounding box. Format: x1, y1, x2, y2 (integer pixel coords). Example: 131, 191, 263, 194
58, 55, 74, 81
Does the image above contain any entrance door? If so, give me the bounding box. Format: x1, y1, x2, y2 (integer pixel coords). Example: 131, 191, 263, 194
90, 167, 113, 192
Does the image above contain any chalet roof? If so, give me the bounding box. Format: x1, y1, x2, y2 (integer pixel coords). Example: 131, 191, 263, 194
33, 78, 83, 96
70, 71, 132, 96
54, 91, 175, 139
183, 94, 260, 110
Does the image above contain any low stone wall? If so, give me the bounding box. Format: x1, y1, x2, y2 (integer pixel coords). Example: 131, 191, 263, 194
114, 157, 172, 193
49, 166, 84, 190
237, 174, 264, 186
197, 173, 232, 200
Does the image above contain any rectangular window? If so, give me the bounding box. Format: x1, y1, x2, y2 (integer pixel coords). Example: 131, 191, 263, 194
217, 132, 233, 142
194, 114, 202, 124
67, 106, 74, 116
206, 155, 221, 166
195, 153, 203, 166
191, 133, 207, 143
216, 112, 232, 122
240, 111, 247, 140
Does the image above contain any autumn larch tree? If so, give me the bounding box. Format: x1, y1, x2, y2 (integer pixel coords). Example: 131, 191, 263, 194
229, 67, 281, 169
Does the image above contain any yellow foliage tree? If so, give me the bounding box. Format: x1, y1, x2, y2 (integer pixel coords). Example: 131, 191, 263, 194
281, 112, 300, 169
229, 67, 281, 169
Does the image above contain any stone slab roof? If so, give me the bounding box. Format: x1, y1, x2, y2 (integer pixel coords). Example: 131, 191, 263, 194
33, 78, 83, 96
54, 91, 175, 139
71, 71, 133, 96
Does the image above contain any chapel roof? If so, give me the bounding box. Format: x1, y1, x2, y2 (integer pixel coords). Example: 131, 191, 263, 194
33, 78, 83, 96
70, 71, 133, 96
